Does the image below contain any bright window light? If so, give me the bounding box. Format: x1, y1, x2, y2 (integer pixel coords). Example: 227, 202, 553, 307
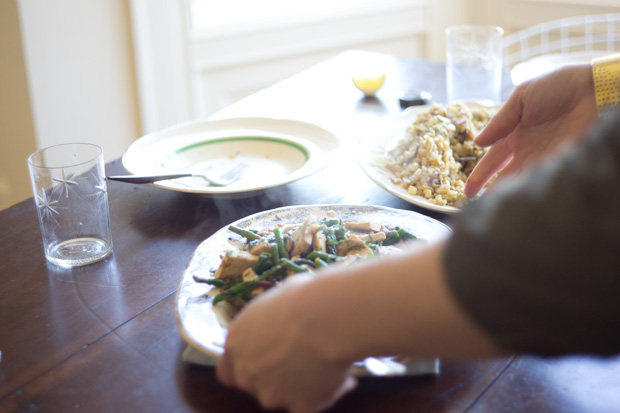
190, 0, 379, 29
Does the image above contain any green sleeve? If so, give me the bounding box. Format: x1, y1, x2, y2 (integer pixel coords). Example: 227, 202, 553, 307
444, 111, 620, 356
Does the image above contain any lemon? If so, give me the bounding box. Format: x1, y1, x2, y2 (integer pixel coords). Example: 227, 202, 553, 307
352, 73, 386, 97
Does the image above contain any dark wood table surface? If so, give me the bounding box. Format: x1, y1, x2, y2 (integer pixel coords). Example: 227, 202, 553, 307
2, 50, 620, 412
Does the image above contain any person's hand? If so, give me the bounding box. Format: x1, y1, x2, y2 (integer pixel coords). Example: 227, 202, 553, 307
216, 275, 357, 413
216, 240, 502, 412
465, 64, 598, 197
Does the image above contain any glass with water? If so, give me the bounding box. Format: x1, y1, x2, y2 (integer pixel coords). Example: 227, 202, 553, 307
446, 25, 504, 105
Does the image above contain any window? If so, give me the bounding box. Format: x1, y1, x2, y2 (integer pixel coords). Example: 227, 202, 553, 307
190, 0, 395, 31
131, 0, 429, 133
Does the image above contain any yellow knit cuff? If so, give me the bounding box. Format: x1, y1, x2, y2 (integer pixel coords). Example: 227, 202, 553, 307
592, 53, 620, 116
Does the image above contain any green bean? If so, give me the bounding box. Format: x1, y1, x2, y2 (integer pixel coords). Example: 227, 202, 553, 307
270, 242, 280, 263
193, 276, 225, 287
253, 252, 273, 273
228, 225, 262, 241
274, 226, 288, 259
306, 250, 339, 262
294, 258, 315, 267
229, 279, 257, 293
261, 264, 287, 281
212, 294, 227, 305
397, 227, 417, 240
281, 258, 308, 273
382, 230, 400, 246
383, 228, 417, 246
213, 279, 258, 305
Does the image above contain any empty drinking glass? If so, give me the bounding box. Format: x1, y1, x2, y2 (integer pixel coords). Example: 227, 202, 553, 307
28, 143, 113, 267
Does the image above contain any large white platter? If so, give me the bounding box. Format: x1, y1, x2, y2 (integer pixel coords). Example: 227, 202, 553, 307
175, 204, 451, 375
121, 117, 342, 195
357, 103, 495, 215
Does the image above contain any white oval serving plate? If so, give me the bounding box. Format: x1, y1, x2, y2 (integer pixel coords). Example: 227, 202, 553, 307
175, 204, 451, 368
357, 102, 497, 215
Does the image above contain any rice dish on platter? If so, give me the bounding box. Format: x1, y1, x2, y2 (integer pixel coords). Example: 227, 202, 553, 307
384, 103, 496, 207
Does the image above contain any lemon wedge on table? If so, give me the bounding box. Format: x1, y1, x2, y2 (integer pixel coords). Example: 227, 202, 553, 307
352, 72, 386, 97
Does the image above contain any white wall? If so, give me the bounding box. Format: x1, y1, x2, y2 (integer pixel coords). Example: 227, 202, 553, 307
0, 0, 140, 210
17, 0, 140, 165
0, 0, 37, 210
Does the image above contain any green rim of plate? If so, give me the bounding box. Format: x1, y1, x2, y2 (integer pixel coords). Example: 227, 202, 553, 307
161, 136, 310, 168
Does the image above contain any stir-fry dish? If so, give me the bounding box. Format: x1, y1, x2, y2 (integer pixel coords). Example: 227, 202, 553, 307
385, 103, 496, 207
194, 213, 421, 310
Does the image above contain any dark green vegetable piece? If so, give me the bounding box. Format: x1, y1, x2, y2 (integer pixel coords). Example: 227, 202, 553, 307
294, 258, 315, 267
253, 252, 273, 273
306, 250, 339, 263
270, 242, 280, 263
212, 294, 227, 305
228, 225, 262, 241
273, 226, 288, 259
193, 274, 226, 286
260, 264, 288, 281
382, 227, 417, 246
213, 279, 258, 305
382, 230, 401, 246
397, 227, 417, 240
281, 258, 309, 273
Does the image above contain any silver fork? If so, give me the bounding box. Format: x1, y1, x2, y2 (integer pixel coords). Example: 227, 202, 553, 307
107, 163, 250, 186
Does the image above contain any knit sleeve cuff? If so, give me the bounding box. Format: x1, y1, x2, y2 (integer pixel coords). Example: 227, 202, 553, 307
592, 53, 620, 117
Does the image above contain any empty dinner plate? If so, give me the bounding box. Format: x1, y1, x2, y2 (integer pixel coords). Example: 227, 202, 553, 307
120, 117, 343, 195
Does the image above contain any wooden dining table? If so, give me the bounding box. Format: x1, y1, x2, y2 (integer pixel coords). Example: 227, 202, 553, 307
2, 50, 620, 412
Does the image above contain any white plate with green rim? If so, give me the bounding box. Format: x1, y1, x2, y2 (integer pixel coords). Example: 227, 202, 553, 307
121, 117, 342, 195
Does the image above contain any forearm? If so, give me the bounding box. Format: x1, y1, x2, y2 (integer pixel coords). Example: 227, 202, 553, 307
293, 239, 503, 365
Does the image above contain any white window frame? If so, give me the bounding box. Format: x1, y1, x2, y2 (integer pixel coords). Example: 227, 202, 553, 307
129, 0, 194, 134
129, 0, 435, 134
